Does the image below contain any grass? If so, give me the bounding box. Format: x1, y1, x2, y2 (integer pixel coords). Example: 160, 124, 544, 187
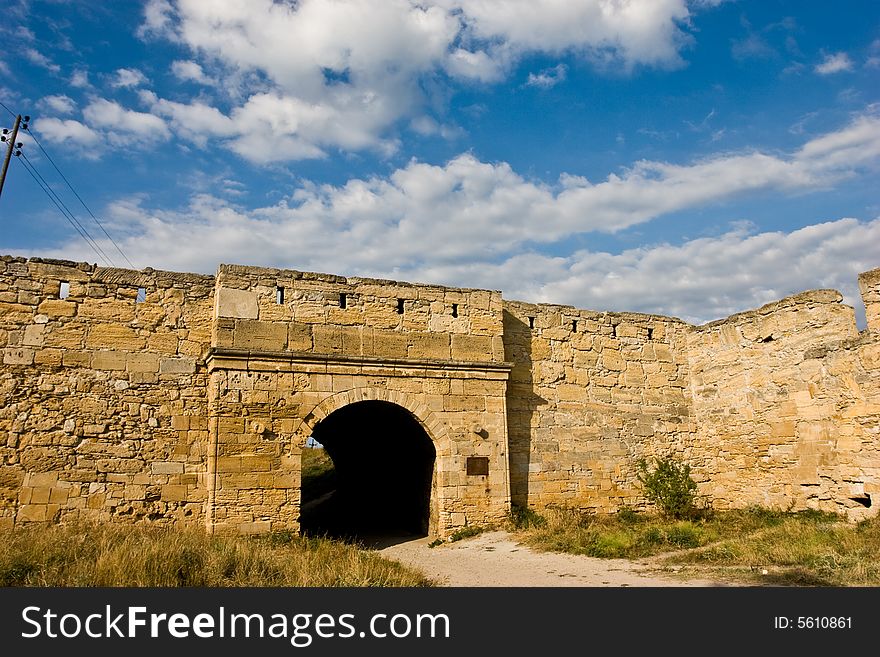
301, 446, 337, 502
666, 513, 880, 586
0, 521, 432, 587
508, 505, 880, 585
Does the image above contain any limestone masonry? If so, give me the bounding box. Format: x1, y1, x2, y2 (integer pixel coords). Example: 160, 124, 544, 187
1, 255, 878, 537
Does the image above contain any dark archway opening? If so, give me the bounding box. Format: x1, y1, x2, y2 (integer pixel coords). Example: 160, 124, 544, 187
300, 400, 436, 542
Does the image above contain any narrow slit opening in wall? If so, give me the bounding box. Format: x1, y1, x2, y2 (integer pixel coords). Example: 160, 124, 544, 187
397, 298, 405, 314
611, 323, 617, 338
339, 293, 347, 309
572, 319, 578, 332
276, 286, 284, 304
59, 281, 70, 299
647, 327, 653, 340
136, 287, 146, 303
451, 303, 458, 318
528, 316, 535, 329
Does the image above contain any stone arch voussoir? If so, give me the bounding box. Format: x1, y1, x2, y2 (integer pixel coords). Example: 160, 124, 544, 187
295, 387, 451, 456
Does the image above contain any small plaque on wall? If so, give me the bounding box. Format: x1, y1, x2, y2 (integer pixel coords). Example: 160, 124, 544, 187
466, 456, 489, 476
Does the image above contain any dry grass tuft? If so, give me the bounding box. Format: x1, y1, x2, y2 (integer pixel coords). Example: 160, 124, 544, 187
0, 521, 432, 587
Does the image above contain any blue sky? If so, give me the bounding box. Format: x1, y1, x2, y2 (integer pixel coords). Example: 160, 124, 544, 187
1, 0, 878, 324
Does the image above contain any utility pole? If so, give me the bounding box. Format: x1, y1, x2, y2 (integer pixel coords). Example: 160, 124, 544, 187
0, 114, 26, 200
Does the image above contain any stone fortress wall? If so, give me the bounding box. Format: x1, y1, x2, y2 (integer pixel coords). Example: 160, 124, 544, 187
1, 255, 878, 536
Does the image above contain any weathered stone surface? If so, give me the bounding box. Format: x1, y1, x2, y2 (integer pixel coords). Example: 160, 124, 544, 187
216, 287, 258, 319
159, 357, 196, 375
3, 347, 34, 365
36, 299, 76, 317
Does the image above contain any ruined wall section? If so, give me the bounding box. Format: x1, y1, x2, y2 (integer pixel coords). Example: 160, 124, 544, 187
207, 265, 512, 535
860, 268, 880, 332
0, 257, 214, 528
503, 301, 695, 512
685, 285, 880, 518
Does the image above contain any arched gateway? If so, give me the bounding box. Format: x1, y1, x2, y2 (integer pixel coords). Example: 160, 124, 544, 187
296, 388, 451, 537
204, 265, 514, 538
303, 400, 437, 537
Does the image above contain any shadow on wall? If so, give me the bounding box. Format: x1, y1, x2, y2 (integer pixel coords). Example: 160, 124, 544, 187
503, 310, 547, 508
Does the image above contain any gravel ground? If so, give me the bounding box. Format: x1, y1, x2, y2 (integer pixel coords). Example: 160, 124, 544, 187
377, 530, 729, 587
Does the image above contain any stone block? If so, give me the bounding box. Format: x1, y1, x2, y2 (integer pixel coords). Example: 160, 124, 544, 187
312, 324, 344, 354
43, 324, 85, 349
37, 299, 76, 317
61, 350, 91, 367
160, 357, 196, 374
17, 505, 48, 522
161, 484, 187, 501
340, 325, 362, 355
3, 347, 34, 365
217, 456, 242, 473
152, 461, 185, 475
147, 333, 180, 354
126, 353, 160, 372
86, 324, 144, 350
288, 322, 313, 351
79, 299, 135, 322
239, 520, 271, 534
602, 351, 624, 371
232, 320, 287, 351
241, 455, 273, 472
451, 334, 493, 362
22, 324, 46, 347
408, 333, 450, 360
443, 395, 486, 411
33, 347, 62, 366
91, 351, 128, 370
216, 287, 258, 319
124, 485, 147, 500
371, 330, 408, 358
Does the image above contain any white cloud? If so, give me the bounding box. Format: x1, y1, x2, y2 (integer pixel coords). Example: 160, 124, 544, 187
138, 0, 175, 39
815, 51, 853, 75
39, 94, 75, 114
111, 67, 149, 88
445, 0, 691, 69
80, 98, 168, 148
526, 64, 568, 89
70, 69, 90, 89
492, 218, 879, 324
170, 60, 214, 85
33, 118, 100, 146
138, 90, 236, 148
24, 47, 60, 73
127, 0, 706, 162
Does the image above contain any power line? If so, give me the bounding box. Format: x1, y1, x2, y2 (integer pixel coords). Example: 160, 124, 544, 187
23, 126, 135, 268
0, 100, 16, 119
19, 151, 115, 266
16, 155, 114, 266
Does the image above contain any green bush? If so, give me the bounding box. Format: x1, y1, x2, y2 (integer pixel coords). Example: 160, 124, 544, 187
448, 526, 485, 542
508, 504, 547, 530
636, 454, 698, 519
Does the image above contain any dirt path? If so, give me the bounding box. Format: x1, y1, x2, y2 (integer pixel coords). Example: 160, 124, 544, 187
377, 530, 729, 587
